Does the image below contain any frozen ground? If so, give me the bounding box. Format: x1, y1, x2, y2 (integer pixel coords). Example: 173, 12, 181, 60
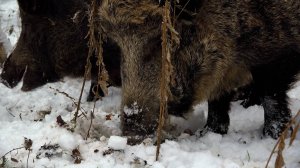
0, 0, 300, 167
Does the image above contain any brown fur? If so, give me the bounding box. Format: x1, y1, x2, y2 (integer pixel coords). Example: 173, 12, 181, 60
1, 0, 121, 100
99, 0, 300, 139
1, 0, 89, 91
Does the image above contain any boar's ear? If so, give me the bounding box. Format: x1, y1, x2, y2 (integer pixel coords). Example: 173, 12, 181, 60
17, 0, 72, 18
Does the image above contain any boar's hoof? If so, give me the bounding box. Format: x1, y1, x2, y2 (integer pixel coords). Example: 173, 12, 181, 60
195, 126, 210, 138
263, 121, 289, 139
205, 122, 229, 135
240, 97, 261, 108
86, 83, 105, 102
196, 123, 228, 138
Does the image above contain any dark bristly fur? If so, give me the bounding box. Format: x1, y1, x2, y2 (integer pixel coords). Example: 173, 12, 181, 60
99, 0, 300, 141
0, 0, 121, 101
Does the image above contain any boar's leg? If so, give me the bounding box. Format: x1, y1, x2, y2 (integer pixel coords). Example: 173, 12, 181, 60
206, 92, 233, 134
252, 73, 292, 139
252, 47, 300, 138
261, 93, 291, 139
236, 80, 291, 139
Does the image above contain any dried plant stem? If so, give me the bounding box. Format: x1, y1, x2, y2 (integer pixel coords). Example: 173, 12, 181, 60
73, 46, 91, 126
49, 86, 87, 117
265, 110, 300, 168
73, 0, 108, 127
156, 0, 171, 161
1, 147, 24, 158
84, 0, 108, 139
73, 0, 95, 126
50, 86, 76, 101
26, 149, 31, 168
175, 0, 192, 20
86, 100, 97, 140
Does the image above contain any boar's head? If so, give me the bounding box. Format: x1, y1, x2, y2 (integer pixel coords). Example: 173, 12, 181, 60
99, 0, 164, 138
1, 0, 89, 90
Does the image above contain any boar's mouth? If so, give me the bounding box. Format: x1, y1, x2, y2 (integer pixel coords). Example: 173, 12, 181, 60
0, 64, 26, 89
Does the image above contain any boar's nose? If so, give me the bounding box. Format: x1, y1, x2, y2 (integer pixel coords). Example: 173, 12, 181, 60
0, 75, 13, 88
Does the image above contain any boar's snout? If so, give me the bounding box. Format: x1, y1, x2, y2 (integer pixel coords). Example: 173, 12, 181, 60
121, 99, 160, 143
0, 54, 26, 88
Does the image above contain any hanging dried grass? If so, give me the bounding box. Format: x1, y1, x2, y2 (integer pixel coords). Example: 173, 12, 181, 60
156, 0, 178, 161
73, 0, 109, 129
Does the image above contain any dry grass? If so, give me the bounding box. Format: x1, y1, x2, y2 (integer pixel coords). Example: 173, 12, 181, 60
156, 0, 178, 161
265, 110, 300, 168
73, 0, 109, 129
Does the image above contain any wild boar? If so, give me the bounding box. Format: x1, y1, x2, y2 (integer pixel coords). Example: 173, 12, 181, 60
98, 0, 300, 141
0, 0, 121, 101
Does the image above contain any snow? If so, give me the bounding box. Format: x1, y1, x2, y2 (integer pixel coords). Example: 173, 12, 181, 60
108, 136, 127, 150
0, 0, 20, 47
124, 102, 143, 116
0, 28, 11, 54
0, 0, 300, 168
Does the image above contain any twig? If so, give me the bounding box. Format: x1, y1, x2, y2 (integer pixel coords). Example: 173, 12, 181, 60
1, 147, 24, 167
49, 86, 76, 101
86, 101, 97, 140
73, 64, 90, 126
175, 0, 192, 20
49, 86, 87, 117
26, 149, 31, 168
73, 0, 98, 126
85, 0, 108, 139
1, 147, 24, 158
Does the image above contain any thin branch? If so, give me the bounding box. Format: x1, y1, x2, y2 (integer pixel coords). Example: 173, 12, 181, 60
1, 147, 24, 158
49, 86, 88, 117
175, 0, 192, 20
26, 149, 31, 168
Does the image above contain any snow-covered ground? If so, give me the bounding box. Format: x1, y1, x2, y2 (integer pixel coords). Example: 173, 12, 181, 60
0, 0, 300, 167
